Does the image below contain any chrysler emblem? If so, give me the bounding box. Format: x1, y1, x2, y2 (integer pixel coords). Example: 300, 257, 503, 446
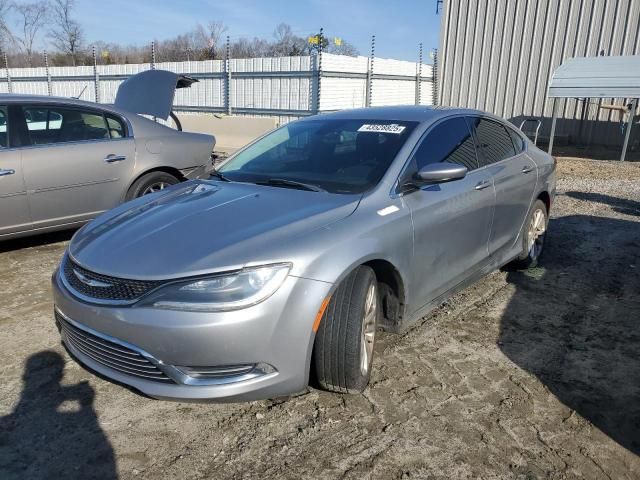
73, 269, 113, 288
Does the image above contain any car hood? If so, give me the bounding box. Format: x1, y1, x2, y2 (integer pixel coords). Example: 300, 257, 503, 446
69, 181, 360, 279
114, 70, 197, 120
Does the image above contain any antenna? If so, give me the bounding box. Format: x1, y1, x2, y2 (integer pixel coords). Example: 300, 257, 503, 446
74, 85, 88, 99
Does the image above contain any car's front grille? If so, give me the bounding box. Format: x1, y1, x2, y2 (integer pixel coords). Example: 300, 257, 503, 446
63, 256, 162, 302
56, 311, 173, 383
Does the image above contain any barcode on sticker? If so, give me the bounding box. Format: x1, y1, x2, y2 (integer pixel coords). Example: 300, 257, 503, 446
357, 123, 406, 134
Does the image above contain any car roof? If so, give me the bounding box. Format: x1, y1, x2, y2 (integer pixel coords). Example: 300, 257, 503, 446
0, 93, 130, 116
304, 105, 492, 124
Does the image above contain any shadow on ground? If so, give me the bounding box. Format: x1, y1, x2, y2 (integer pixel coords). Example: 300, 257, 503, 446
500, 209, 640, 455
0, 229, 76, 254
565, 190, 640, 217
0, 351, 117, 479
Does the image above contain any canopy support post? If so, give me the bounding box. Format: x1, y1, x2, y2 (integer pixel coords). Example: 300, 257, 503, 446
548, 98, 558, 155
620, 98, 637, 162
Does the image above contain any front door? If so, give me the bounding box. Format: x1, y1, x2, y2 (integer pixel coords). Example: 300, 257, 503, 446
0, 105, 32, 237
18, 104, 135, 229
402, 116, 495, 312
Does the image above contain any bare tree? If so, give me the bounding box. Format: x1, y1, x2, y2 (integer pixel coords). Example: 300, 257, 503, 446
14, 1, 48, 66
206, 21, 227, 58
272, 23, 306, 56
0, 0, 13, 51
49, 0, 83, 66
190, 21, 227, 59
328, 39, 358, 56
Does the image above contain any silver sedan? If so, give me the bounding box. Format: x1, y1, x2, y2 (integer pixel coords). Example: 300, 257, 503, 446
52, 106, 556, 401
0, 70, 215, 240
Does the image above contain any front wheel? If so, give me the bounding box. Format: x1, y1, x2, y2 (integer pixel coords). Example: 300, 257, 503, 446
511, 199, 548, 269
312, 266, 379, 393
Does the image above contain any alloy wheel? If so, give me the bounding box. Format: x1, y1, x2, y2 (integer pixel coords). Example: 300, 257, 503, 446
142, 182, 170, 195
360, 282, 377, 376
527, 207, 547, 259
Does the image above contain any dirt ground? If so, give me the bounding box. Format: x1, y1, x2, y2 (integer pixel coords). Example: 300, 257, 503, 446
0, 157, 639, 480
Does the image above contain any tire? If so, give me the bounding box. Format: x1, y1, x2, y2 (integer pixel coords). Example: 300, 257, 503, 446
312, 266, 380, 393
126, 171, 180, 200
511, 199, 548, 269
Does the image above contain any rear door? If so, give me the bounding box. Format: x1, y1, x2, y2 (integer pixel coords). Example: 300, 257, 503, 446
401, 116, 495, 311
18, 104, 136, 229
0, 105, 32, 236
467, 117, 538, 256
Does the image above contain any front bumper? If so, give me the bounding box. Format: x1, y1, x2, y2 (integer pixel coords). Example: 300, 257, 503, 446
52, 269, 332, 402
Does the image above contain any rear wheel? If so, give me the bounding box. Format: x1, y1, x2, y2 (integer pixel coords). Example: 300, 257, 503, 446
511, 199, 548, 269
312, 266, 379, 393
126, 171, 180, 200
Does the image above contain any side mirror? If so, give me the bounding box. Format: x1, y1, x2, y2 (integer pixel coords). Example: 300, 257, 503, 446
415, 161, 468, 183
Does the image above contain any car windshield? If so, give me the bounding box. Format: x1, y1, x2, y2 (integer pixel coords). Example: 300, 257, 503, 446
218, 119, 418, 194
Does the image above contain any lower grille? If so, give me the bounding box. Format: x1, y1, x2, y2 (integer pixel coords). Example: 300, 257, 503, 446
56, 312, 173, 383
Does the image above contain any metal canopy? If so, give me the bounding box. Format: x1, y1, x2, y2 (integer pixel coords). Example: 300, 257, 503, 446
548, 55, 640, 161
549, 55, 640, 98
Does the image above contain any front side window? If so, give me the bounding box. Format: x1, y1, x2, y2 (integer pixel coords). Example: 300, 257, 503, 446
22, 106, 110, 145
469, 117, 517, 166
219, 119, 418, 194
412, 116, 478, 171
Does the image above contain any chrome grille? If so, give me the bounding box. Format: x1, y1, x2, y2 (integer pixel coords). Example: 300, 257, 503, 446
56, 312, 173, 383
63, 256, 162, 302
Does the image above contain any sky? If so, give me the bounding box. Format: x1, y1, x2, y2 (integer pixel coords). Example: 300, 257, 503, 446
63, 0, 441, 61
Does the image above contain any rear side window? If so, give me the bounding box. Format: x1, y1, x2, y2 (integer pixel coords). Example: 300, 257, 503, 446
507, 127, 526, 153
106, 114, 126, 138
0, 106, 8, 147
412, 117, 479, 171
469, 117, 516, 166
22, 106, 110, 145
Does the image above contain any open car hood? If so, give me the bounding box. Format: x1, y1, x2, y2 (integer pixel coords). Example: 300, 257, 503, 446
114, 70, 197, 120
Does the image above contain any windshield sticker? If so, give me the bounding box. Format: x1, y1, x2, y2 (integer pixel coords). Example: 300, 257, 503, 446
358, 123, 406, 134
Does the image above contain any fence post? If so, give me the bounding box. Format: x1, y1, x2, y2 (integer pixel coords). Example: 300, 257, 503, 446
415, 43, 423, 105
92, 46, 100, 103
150, 41, 156, 70
365, 35, 375, 107
315, 27, 324, 114
4, 52, 11, 94
225, 35, 232, 115
44, 51, 52, 96
309, 51, 318, 114
431, 48, 438, 106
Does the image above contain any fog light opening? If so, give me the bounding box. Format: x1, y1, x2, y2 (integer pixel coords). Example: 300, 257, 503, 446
174, 363, 276, 386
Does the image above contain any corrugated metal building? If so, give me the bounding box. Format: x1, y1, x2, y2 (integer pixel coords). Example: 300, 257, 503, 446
437, 0, 640, 147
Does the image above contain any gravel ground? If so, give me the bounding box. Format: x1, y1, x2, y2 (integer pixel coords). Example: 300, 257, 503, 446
0, 157, 639, 480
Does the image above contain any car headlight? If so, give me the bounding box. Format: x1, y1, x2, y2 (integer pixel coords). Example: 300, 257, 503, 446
141, 263, 291, 312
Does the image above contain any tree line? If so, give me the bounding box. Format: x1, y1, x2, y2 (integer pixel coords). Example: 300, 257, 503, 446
0, 0, 359, 68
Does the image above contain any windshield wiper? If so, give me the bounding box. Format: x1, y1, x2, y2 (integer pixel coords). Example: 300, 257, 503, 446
255, 178, 326, 192
210, 168, 231, 182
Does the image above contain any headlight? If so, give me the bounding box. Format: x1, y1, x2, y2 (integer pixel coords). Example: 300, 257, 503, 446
140, 263, 291, 312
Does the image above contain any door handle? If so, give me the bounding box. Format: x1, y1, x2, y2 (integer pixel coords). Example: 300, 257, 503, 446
104, 154, 127, 163
474, 180, 491, 190
0, 168, 15, 177
522, 165, 534, 174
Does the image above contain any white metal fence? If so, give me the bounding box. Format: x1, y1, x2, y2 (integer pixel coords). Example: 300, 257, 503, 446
0, 53, 434, 124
